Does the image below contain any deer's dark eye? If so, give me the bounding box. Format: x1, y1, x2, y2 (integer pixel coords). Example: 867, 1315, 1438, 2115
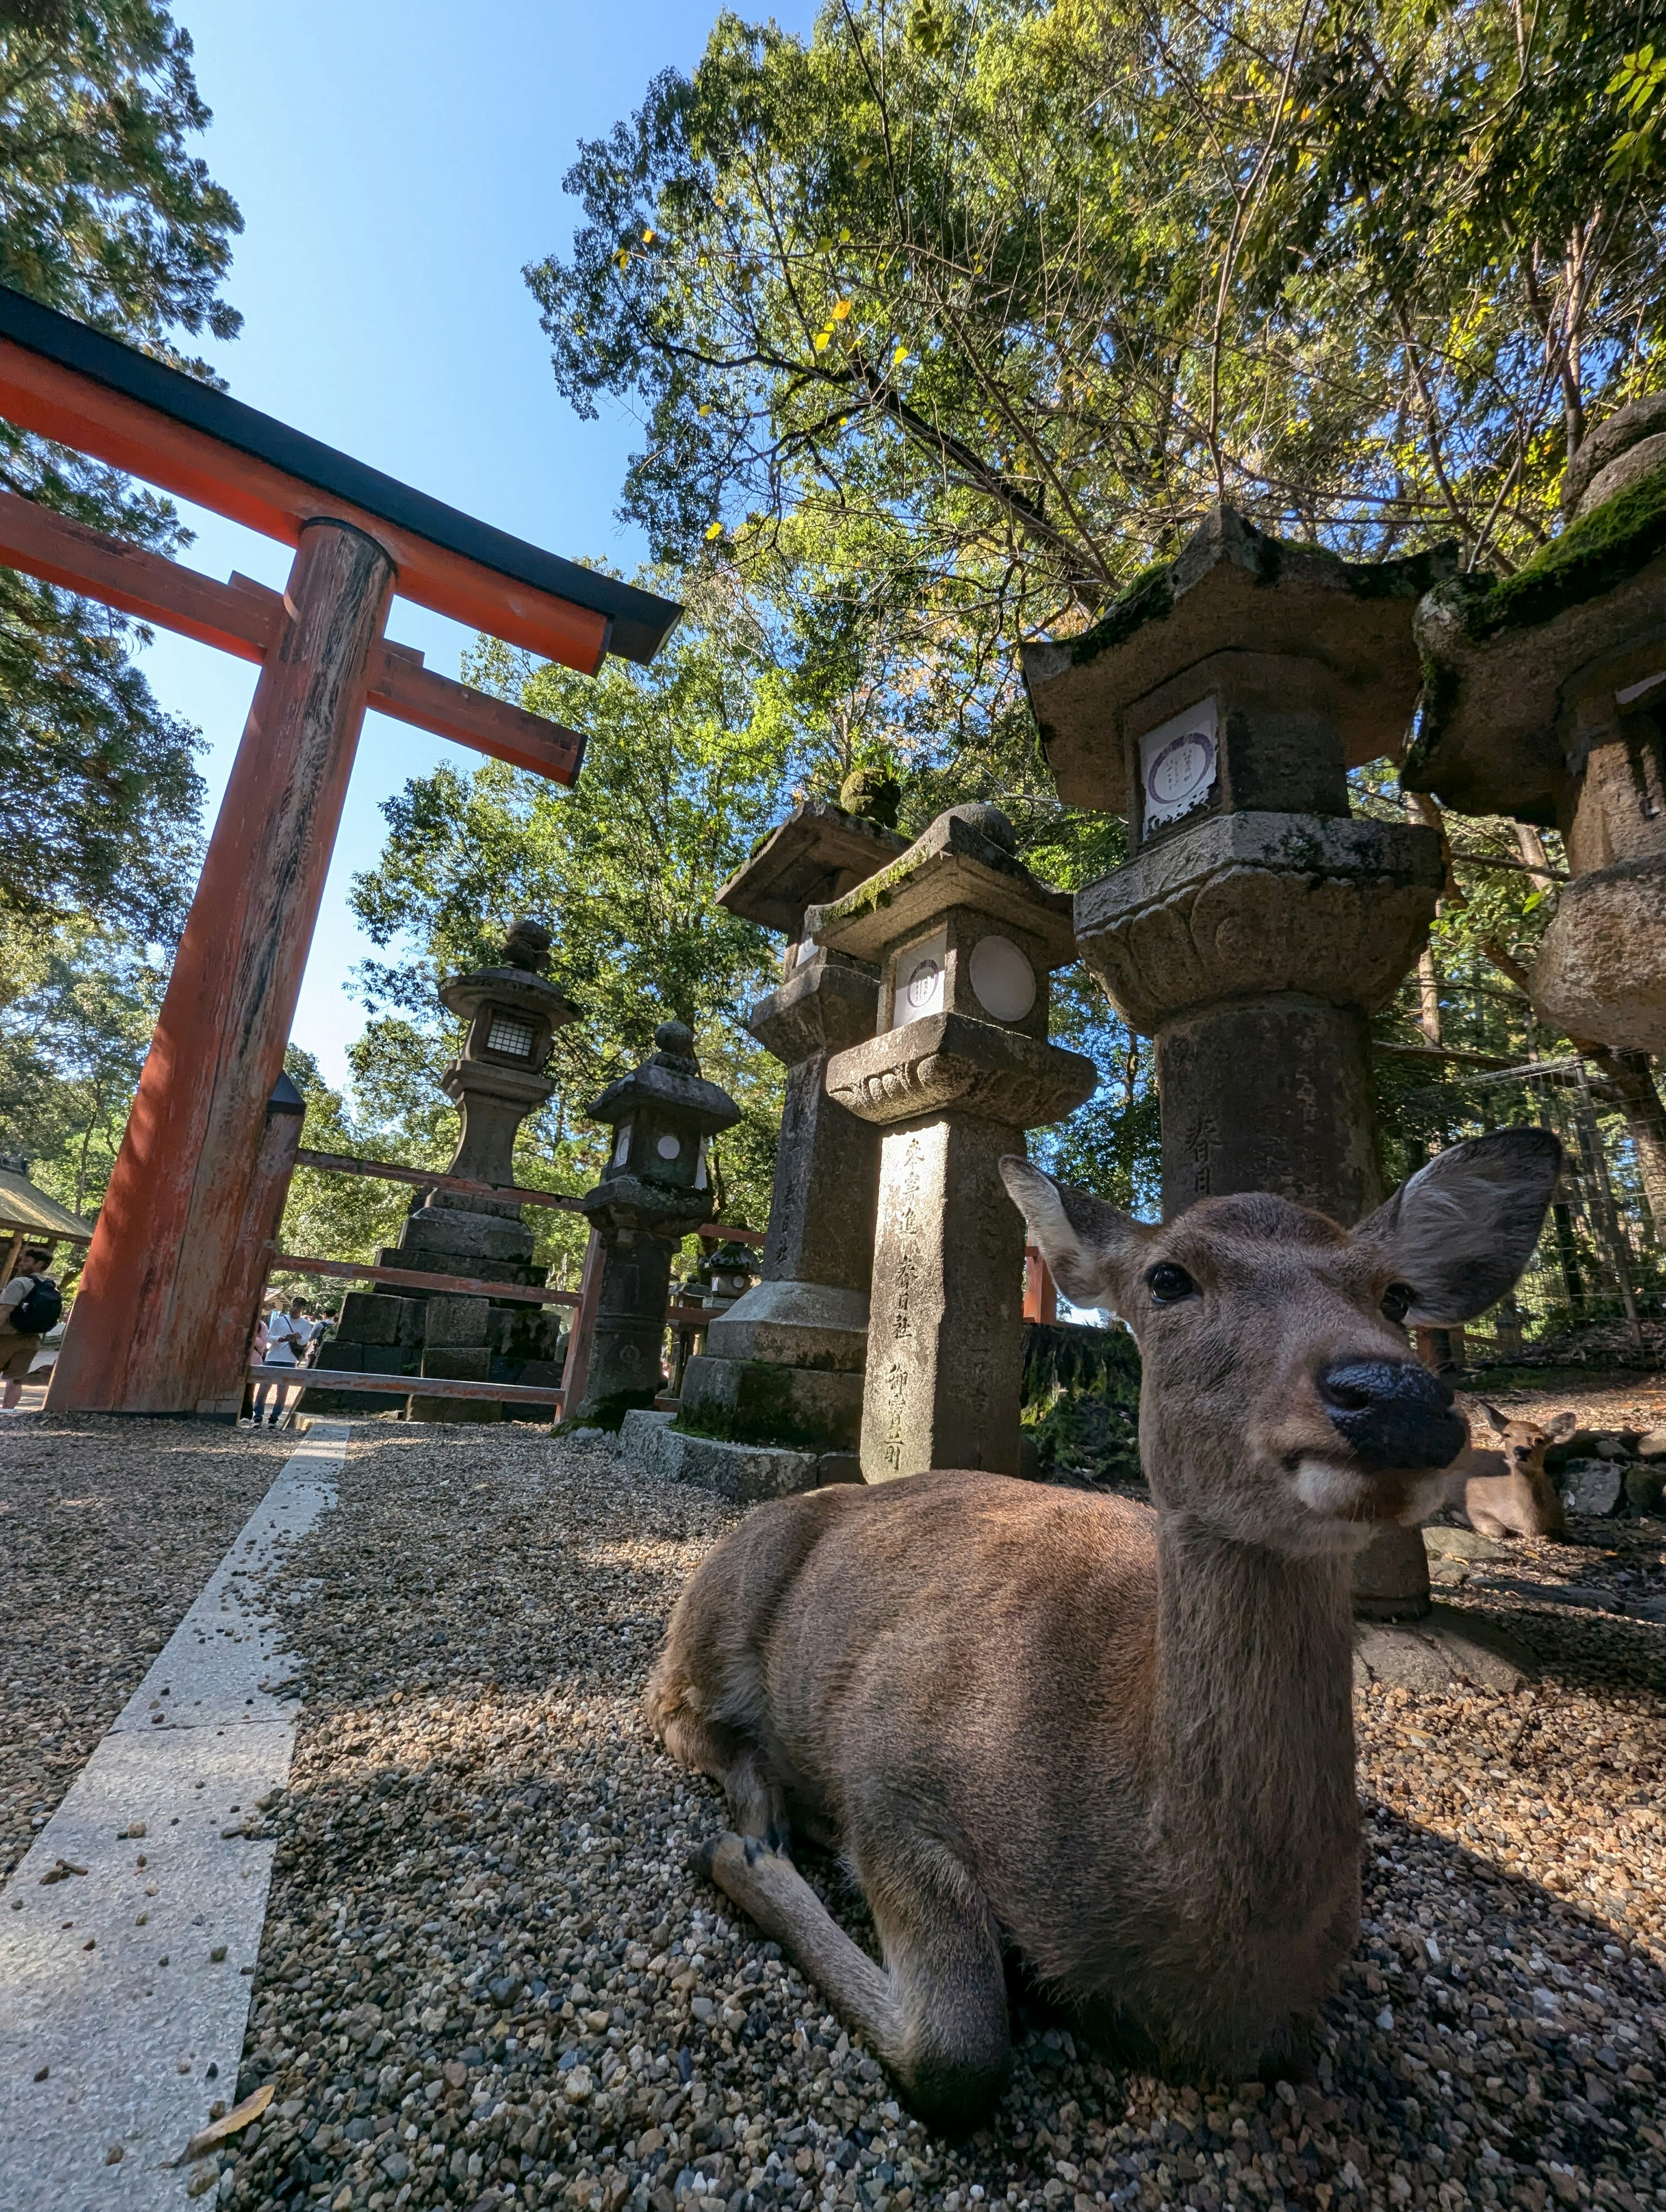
1147, 1262, 1198, 1305
1381, 1283, 1414, 1324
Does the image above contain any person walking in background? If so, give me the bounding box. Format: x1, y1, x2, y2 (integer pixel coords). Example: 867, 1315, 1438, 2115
251, 1294, 307, 1427
0, 1247, 61, 1413
243, 1302, 271, 1422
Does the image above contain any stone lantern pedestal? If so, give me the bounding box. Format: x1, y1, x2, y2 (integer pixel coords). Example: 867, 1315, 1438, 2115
810, 805, 1095, 1481
568, 1022, 739, 1429
1406, 396, 1666, 1055
1025, 511, 1531, 1683
304, 919, 579, 1424
679, 801, 906, 1451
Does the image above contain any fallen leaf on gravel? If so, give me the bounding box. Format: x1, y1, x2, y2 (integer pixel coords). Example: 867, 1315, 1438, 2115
178, 2081, 272, 2161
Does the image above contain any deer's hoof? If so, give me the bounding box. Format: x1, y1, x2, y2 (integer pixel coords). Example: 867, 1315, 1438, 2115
687, 1832, 727, 1882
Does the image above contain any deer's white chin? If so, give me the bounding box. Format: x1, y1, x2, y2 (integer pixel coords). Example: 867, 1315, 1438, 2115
1291, 1456, 1451, 1541
1290, 1457, 1398, 1549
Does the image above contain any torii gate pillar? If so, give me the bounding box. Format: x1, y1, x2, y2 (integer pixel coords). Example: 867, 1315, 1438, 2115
49, 520, 395, 1415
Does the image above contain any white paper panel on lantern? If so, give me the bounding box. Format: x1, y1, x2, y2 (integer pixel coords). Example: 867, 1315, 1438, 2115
892, 928, 947, 1027
1140, 695, 1219, 836
970, 933, 1036, 1022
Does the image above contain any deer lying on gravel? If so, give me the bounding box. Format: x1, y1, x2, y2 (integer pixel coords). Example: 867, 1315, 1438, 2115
1448, 1405, 1575, 1538
648, 1129, 1561, 2130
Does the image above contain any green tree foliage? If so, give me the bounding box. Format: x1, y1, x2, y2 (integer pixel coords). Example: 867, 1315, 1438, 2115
0, 911, 165, 1243
525, 0, 1662, 1257
0, 0, 242, 941
533, 0, 1664, 647
345, 604, 823, 1238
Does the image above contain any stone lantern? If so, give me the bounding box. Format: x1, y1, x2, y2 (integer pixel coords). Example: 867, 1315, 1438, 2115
1405, 395, 1666, 1055
808, 804, 1096, 1480
307, 917, 579, 1423
1024, 507, 1450, 1224
677, 800, 907, 1452
568, 1021, 740, 1428
1023, 510, 1524, 1672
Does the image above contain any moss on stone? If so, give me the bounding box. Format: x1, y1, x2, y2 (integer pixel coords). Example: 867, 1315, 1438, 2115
565, 1387, 656, 1433
1058, 532, 1454, 671
672, 1365, 834, 1451
1064, 561, 1174, 668
1460, 462, 1666, 638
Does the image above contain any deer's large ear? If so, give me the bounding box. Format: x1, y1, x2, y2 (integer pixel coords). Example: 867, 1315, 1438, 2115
1000, 1157, 1146, 1311
1354, 1129, 1563, 1324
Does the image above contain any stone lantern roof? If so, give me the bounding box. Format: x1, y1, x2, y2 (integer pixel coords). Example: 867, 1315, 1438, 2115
805, 802, 1077, 969
586, 1021, 742, 1138
437, 916, 579, 1061
1021, 506, 1456, 809
718, 802, 908, 935
438, 965, 578, 1040
1404, 409, 1666, 826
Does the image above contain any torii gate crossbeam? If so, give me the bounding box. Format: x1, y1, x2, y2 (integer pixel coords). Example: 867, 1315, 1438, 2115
0, 288, 681, 1417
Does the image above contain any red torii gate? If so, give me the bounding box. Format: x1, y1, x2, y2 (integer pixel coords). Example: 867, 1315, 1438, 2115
0, 288, 681, 1417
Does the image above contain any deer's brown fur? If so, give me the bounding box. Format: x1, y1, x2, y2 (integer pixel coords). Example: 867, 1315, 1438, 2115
647, 1131, 1560, 2129
1449, 1404, 1575, 1538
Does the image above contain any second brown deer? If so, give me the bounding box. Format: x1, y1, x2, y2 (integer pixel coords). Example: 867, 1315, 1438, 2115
1448, 1404, 1575, 1538
648, 1129, 1561, 2129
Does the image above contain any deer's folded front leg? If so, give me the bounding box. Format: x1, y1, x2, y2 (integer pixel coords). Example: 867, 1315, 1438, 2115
693, 1827, 1011, 2134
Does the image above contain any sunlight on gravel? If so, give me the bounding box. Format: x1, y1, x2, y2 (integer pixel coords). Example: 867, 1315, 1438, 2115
5, 1416, 1662, 2212
0, 1415, 294, 1879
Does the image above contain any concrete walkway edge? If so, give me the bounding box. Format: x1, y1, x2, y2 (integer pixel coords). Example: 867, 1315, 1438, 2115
0, 1423, 348, 2211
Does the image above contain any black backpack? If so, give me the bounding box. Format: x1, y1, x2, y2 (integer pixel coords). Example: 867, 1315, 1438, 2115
10, 1276, 61, 1335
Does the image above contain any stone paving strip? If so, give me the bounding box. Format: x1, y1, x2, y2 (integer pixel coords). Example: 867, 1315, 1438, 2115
0, 1423, 347, 2210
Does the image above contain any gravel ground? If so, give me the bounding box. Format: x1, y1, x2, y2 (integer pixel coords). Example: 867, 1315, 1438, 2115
0, 1413, 293, 1880
4, 1416, 1663, 2212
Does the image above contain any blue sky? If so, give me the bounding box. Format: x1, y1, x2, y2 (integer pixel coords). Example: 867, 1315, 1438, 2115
138, 0, 813, 1085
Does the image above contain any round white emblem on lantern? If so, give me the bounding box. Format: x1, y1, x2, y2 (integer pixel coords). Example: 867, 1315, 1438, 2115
905, 955, 940, 1008
1140, 696, 1220, 835
656, 1132, 682, 1161
970, 934, 1036, 1022
891, 927, 948, 1026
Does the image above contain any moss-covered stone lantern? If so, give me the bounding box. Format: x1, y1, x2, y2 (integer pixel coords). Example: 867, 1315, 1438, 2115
678, 798, 907, 1453
1024, 507, 1450, 1224
569, 1021, 740, 1428
808, 804, 1096, 1481
1406, 395, 1666, 1054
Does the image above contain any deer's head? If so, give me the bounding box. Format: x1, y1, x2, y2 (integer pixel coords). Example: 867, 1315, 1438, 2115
1475, 1402, 1579, 1469
1001, 1131, 1562, 1558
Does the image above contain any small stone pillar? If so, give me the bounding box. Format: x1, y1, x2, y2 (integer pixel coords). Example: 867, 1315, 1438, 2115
1407, 394, 1666, 1054
810, 805, 1095, 1480
307, 918, 579, 1423
1024, 507, 1446, 1620
679, 801, 906, 1450
569, 1021, 740, 1428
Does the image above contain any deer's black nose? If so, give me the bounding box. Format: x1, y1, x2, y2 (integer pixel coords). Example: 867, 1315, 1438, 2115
1317, 1359, 1465, 1469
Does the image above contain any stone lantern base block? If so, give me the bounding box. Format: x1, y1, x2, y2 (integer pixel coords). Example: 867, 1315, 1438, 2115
1353, 1607, 1538, 1693
699, 1278, 870, 1369
619, 1409, 863, 1503
677, 1348, 866, 1453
